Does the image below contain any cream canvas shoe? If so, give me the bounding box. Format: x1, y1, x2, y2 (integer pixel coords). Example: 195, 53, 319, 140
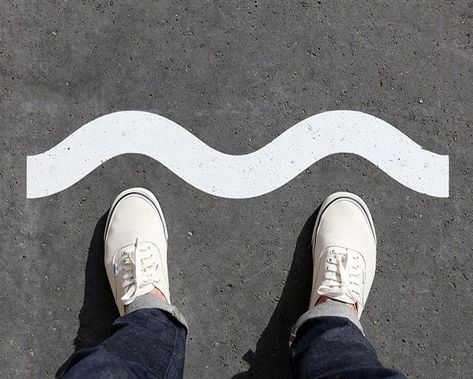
310, 192, 377, 318
104, 188, 170, 316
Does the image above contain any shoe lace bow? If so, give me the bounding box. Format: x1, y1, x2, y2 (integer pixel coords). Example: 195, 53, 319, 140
317, 247, 364, 304
119, 238, 160, 305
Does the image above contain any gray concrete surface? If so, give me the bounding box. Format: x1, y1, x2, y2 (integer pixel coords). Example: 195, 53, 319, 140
1, 1, 472, 377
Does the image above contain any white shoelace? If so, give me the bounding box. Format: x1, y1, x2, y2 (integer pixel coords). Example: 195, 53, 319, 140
119, 238, 160, 305
317, 247, 364, 304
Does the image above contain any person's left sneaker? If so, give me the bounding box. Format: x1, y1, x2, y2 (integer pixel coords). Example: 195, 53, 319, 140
104, 188, 170, 316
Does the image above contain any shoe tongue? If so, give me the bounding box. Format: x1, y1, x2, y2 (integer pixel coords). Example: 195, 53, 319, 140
331, 246, 350, 255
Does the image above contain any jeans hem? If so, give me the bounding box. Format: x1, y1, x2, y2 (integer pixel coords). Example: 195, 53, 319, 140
290, 300, 363, 345
126, 294, 189, 332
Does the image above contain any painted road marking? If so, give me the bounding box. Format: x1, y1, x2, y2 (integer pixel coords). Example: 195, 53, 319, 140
26, 110, 449, 199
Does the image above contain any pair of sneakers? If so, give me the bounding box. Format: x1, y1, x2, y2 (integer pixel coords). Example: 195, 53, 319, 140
104, 188, 376, 319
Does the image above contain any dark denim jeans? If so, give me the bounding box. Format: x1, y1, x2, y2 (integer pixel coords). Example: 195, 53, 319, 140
60, 309, 187, 379
291, 316, 405, 379
60, 309, 405, 379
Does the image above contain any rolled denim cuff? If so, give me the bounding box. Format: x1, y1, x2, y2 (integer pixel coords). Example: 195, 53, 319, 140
290, 300, 363, 345
126, 294, 189, 332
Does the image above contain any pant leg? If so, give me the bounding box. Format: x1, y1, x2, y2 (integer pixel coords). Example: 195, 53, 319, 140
290, 302, 406, 379
59, 298, 188, 379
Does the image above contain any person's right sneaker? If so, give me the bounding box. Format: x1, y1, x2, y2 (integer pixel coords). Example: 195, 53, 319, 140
310, 192, 377, 318
104, 187, 170, 316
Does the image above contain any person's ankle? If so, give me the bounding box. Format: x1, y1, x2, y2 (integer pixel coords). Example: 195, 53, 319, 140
149, 287, 169, 304
123, 287, 170, 314
315, 295, 357, 315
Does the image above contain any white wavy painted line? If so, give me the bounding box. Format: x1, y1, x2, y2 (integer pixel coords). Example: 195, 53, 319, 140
26, 110, 449, 199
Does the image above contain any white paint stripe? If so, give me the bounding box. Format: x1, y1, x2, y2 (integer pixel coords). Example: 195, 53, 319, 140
26, 110, 449, 199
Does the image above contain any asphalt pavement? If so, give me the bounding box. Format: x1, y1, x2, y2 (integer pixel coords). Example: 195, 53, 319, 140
1, 1, 472, 378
